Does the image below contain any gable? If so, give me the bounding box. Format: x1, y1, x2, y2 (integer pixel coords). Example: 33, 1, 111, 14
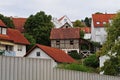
26, 47, 52, 59
60, 22, 72, 28
25, 44, 75, 63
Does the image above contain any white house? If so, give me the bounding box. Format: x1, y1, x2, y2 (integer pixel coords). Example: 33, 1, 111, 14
81, 27, 91, 40
91, 13, 115, 44
0, 20, 30, 57
24, 44, 75, 67
52, 15, 73, 28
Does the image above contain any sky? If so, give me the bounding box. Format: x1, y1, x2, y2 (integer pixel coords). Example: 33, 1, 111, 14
0, 0, 120, 21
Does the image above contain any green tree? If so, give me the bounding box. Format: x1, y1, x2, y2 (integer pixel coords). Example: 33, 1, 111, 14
0, 14, 14, 28
80, 30, 85, 39
73, 20, 85, 27
24, 33, 36, 51
84, 17, 91, 27
24, 11, 54, 46
97, 12, 120, 76
84, 54, 99, 68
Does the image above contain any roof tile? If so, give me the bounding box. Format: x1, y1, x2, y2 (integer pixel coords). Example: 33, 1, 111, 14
12, 18, 27, 32
50, 28, 80, 39
0, 28, 30, 45
0, 20, 6, 27
92, 14, 115, 27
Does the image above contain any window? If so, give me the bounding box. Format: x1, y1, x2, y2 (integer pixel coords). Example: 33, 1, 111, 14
103, 22, 106, 24
17, 45, 22, 51
70, 40, 73, 45
64, 19, 67, 22
0, 27, 1, 34
36, 52, 40, 56
6, 45, 13, 51
0, 27, 7, 35
66, 26, 68, 28
96, 22, 100, 24
56, 40, 60, 45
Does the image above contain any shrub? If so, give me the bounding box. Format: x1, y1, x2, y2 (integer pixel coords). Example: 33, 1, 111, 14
68, 50, 83, 59
83, 54, 99, 68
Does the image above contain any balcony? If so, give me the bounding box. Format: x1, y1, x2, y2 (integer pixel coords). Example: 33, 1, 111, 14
0, 50, 16, 56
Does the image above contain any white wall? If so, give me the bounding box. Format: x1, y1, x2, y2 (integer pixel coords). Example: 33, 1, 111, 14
26, 47, 57, 67
14, 44, 26, 57
84, 33, 91, 39
99, 55, 110, 74
0, 45, 5, 50
91, 19, 107, 44
51, 18, 62, 28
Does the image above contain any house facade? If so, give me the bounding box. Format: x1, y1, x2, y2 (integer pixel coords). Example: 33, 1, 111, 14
52, 15, 73, 28
24, 44, 75, 67
50, 28, 80, 53
0, 20, 30, 56
91, 13, 115, 44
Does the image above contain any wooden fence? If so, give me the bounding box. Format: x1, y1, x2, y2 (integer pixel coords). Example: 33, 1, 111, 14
0, 56, 119, 80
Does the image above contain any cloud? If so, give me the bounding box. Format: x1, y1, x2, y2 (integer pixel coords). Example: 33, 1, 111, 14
0, 0, 120, 20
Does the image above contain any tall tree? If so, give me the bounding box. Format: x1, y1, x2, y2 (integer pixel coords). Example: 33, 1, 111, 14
73, 20, 85, 27
24, 11, 54, 46
0, 14, 14, 28
84, 17, 91, 27
97, 12, 120, 76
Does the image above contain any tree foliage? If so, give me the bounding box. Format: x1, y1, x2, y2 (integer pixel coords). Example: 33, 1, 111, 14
0, 14, 14, 28
68, 50, 83, 59
24, 11, 54, 46
24, 33, 36, 51
84, 17, 91, 27
97, 12, 120, 76
84, 54, 99, 68
73, 20, 85, 27
80, 30, 85, 39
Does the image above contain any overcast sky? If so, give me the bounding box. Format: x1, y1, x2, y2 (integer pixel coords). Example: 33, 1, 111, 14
0, 0, 120, 21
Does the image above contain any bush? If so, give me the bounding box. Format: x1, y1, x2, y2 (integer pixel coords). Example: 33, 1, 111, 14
83, 54, 99, 68
68, 50, 83, 59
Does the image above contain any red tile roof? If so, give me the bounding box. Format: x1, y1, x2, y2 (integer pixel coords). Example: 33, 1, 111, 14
0, 28, 30, 45
92, 14, 115, 27
80, 27, 91, 33
24, 44, 75, 63
50, 28, 80, 39
0, 20, 6, 27
12, 18, 27, 32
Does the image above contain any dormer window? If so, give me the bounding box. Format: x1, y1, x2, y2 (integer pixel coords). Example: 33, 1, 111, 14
103, 22, 106, 24
96, 22, 100, 24
0, 27, 7, 35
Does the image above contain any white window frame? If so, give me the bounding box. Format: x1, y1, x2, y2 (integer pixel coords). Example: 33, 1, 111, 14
17, 45, 22, 51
